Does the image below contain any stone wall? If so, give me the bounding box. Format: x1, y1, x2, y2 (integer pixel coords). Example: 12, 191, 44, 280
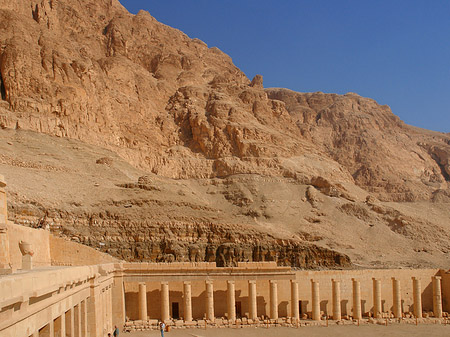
50, 235, 119, 266
7, 222, 51, 269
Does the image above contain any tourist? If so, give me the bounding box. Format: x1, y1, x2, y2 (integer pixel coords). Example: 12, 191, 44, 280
159, 321, 166, 337
113, 325, 119, 336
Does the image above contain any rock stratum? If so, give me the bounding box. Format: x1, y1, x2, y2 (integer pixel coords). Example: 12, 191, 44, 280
0, 0, 449, 269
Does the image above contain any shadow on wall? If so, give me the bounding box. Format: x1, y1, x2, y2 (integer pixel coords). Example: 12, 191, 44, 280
279, 301, 288, 317
0, 70, 6, 101
257, 295, 267, 317
341, 299, 348, 316
361, 300, 366, 316
423, 279, 434, 312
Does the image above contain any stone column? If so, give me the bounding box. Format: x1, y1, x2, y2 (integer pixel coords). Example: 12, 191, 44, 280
392, 278, 402, 318
161, 282, 170, 322
183, 281, 193, 322
332, 279, 341, 320
269, 280, 278, 320
372, 278, 382, 318
311, 280, 320, 321
138, 283, 147, 321
227, 281, 236, 322
433, 276, 443, 318
248, 280, 257, 320
352, 278, 362, 319
412, 277, 422, 318
290, 280, 299, 321
205, 280, 215, 321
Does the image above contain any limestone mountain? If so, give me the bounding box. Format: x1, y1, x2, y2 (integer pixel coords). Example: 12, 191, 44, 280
0, 0, 449, 269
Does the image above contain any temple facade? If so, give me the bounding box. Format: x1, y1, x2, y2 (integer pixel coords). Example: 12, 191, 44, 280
1, 175, 450, 336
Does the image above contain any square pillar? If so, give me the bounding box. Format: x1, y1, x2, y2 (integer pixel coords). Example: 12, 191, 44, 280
65, 308, 75, 337
54, 314, 65, 337
81, 300, 88, 337
74, 304, 81, 337
112, 266, 126, 327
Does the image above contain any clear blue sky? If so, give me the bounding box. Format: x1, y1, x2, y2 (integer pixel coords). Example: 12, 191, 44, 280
120, 0, 450, 133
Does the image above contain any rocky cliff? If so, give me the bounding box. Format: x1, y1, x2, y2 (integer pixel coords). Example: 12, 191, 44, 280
0, 0, 449, 269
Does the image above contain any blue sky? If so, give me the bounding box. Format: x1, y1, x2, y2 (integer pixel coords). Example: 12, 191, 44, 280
119, 1, 450, 133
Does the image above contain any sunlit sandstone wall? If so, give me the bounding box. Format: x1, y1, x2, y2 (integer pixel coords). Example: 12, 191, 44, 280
0, 263, 119, 337
50, 235, 119, 266
5, 222, 119, 270
1, 174, 120, 270
7, 222, 51, 269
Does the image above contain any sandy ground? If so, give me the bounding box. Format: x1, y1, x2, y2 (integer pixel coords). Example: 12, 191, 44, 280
124, 324, 450, 337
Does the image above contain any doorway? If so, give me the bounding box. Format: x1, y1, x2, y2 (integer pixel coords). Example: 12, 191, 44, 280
299, 300, 303, 317
235, 301, 242, 318
171, 302, 179, 319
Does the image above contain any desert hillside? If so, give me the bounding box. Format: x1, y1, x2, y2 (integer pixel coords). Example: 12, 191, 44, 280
0, 0, 449, 269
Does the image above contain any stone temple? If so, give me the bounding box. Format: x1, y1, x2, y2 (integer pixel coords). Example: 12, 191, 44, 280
0, 174, 449, 336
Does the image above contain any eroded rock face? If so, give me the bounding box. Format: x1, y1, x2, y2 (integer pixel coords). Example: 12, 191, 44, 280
0, 0, 449, 269
266, 89, 450, 201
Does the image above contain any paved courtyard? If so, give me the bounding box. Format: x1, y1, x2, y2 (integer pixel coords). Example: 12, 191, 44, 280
125, 324, 450, 337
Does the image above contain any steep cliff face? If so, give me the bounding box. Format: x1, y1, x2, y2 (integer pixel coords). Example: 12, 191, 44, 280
266, 89, 450, 202
0, 0, 449, 269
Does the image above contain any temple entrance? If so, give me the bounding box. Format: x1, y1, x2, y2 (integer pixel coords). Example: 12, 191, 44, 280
235, 301, 242, 317
171, 302, 179, 319
299, 300, 303, 317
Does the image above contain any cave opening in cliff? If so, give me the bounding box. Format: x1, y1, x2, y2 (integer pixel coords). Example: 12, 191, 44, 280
0, 71, 6, 101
